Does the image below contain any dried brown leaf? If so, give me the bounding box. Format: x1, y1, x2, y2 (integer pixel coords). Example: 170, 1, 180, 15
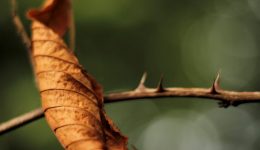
27, 0, 127, 149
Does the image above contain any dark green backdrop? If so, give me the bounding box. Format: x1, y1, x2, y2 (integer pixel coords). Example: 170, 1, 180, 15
1, 0, 260, 149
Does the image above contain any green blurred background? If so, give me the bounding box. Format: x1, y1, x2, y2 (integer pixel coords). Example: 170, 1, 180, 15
1, 0, 260, 149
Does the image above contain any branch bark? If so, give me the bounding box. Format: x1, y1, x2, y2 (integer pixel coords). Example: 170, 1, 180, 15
0, 108, 43, 135
1, 72, 260, 135
105, 72, 260, 107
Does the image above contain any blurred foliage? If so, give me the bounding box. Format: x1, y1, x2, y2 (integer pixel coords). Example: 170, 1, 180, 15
1, 0, 260, 149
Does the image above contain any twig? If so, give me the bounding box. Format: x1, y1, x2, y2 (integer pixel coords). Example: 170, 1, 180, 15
1, 72, 260, 135
11, 0, 35, 70
105, 72, 260, 107
11, 0, 31, 51
0, 108, 43, 135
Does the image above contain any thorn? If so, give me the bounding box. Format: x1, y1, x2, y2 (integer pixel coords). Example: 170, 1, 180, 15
139, 72, 147, 86
135, 72, 147, 91
156, 74, 165, 92
210, 70, 221, 94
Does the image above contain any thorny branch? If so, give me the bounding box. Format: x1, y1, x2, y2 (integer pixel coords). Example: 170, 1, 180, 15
1, 72, 260, 135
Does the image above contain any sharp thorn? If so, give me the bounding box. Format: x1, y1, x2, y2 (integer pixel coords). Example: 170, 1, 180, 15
210, 70, 221, 94
156, 74, 165, 92
139, 72, 147, 85
136, 72, 147, 91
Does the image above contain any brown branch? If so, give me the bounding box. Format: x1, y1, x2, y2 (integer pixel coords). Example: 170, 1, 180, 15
11, 0, 31, 51
0, 108, 43, 135
105, 72, 260, 107
1, 72, 260, 135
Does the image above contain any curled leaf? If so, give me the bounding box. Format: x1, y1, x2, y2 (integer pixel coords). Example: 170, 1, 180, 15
27, 0, 128, 149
